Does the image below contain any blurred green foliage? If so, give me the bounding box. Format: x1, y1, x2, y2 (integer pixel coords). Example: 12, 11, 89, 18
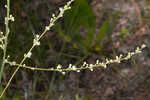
95, 11, 119, 51
57, 0, 96, 54
120, 28, 130, 38
75, 94, 93, 100
56, 0, 119, 54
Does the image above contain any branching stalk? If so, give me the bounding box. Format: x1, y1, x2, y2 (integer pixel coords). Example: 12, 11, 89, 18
0, 0, 74, 98
0, 0, 10, 83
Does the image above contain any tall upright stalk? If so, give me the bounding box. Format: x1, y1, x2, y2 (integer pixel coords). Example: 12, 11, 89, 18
0, 0, 74, 98
0, 0, 10, 83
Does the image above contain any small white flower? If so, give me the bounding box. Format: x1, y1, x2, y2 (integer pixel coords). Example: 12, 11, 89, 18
1, 45, 4, 50
9, 15, 14, 21
89, 64, 93, 67
50, 18, 53, 23
26, 52, 32, 58
119, 54, 123, 58
62, 72, 66, 75
69, 64, 72, 68
106, 59, 109, 64
109, 59, 113, 63
11, 61, 16, 65
72, 65, 76, 70
59, 8, 63, 12
52, 14, 55, 18
0, 32, 3, 35
135, 48, 141, 53
45, 26, 50, 31
5, 59, 8, 62
35, 34, 39, 39
33, 39, 40, 46
7, 55, 10, 58
141, 44, 146, 48
90, 68, 93, 71
0, 45, 3, 49
83, 62, 86, 66
23, 64, 26, 67
4, 5, 7, 8
57, 64, 62, 69
96, 60, 99, 64
77, 70, 80, 72
103, 64, 107, 68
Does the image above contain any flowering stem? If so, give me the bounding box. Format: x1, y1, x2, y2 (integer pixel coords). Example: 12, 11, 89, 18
0, 0, 10, 83
0, 0, 74, 98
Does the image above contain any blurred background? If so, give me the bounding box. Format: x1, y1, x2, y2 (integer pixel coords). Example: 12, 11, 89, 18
0, 0, 150, 100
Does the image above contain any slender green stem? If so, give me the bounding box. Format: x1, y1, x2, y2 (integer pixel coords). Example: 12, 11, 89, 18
0, 0, 10, 83
0, 0, 74, 98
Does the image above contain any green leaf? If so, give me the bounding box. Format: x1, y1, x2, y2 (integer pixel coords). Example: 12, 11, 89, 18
97, 11, 120, 40
63, 0, 96, 52
94, 11, 119, 51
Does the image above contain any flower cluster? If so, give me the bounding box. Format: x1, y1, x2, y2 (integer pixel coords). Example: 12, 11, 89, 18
33, 34, 40, 46
24, 52, 32, 58
42, 0, 74, 36
30, 0, 74, 58
5, 14, 14, 22
5, 14, 14, 26
0, 32, 5, 50
5, 44, 146, 75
